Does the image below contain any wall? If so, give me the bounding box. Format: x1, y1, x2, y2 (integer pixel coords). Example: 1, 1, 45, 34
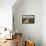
0, 0, 16, 30
13, 0, 41, 46
41, 0, 46, 46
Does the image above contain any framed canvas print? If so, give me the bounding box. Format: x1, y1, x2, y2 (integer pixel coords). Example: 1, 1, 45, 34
22, 15, 35, 24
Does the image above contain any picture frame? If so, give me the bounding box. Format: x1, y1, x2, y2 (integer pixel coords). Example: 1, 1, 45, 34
22, 15, 35, 24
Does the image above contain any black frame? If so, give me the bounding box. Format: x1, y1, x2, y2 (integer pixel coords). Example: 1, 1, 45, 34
22, 15, 35, 24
